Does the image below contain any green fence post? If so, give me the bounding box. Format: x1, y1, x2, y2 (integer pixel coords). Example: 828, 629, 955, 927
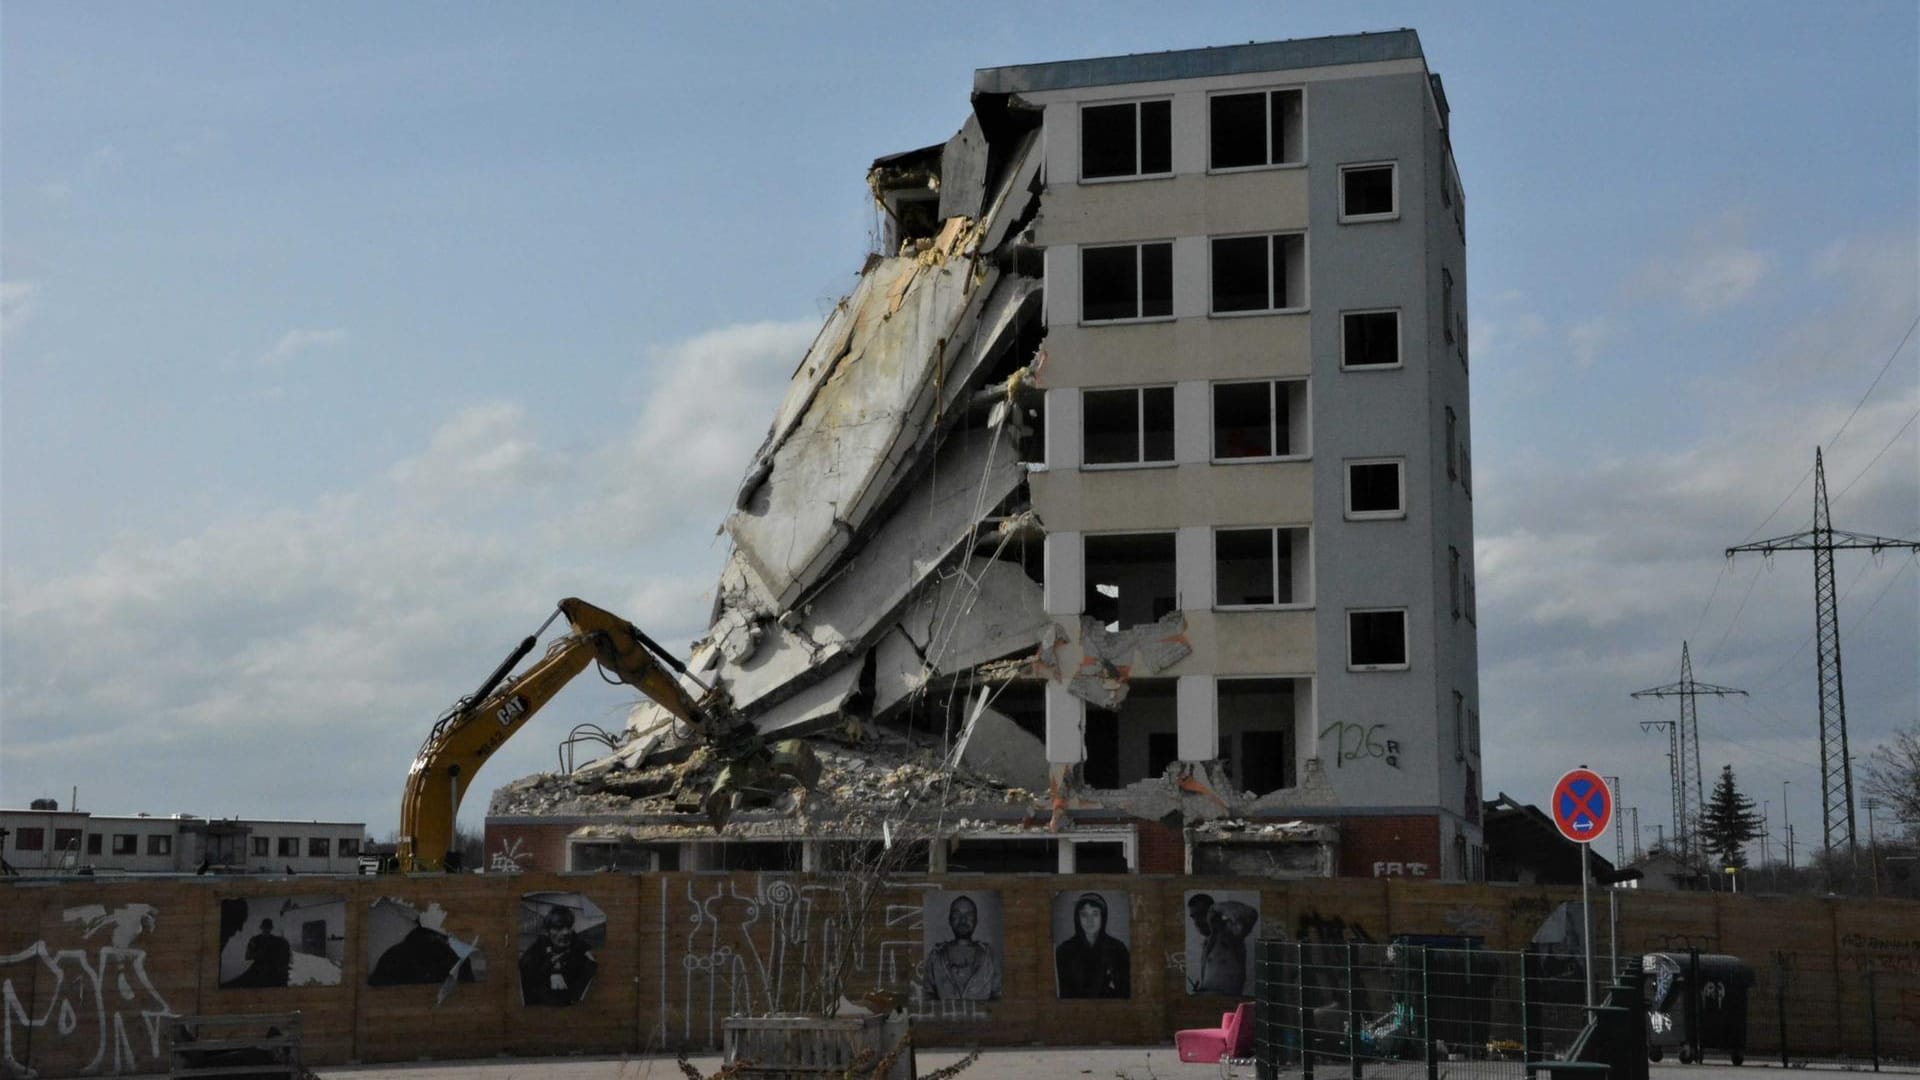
1347, 942, 1361, 1080
1520, 947, 1537, 1065
1775, 951, 1790, 1068
1423, 946, 1438, 1080
1302, 944, 1315, 1080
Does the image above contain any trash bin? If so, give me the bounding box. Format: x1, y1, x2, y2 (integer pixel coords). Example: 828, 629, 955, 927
1641, 952, 1754, 1065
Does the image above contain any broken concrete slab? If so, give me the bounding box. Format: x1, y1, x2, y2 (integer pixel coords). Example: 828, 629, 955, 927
870, 627, 928, 719
903, 557, 1050, 676
952, 702, 1048, 793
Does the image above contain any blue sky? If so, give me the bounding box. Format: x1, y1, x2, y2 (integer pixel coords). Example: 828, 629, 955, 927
4, 2, 1916, 859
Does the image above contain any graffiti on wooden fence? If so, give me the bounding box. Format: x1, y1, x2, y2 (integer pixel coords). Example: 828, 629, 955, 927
2, 903, 174, 1077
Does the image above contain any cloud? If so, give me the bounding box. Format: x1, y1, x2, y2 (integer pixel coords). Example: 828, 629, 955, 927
0, 319, 816, 833
260, 327, 347, 366
1636, 214, 1774, 314
1567, 317, 1615, 369
1471, 291, 1549, 361
1, 281, 39, 341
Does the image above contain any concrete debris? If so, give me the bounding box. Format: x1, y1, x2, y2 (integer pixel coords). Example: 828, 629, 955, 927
1066, 611, 1193, 710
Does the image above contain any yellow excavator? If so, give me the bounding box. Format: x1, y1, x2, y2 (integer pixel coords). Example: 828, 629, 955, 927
396, 598, 818, 872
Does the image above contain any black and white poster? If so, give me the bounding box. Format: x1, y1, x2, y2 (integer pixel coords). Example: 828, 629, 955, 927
921, 889, 1003, 1002
1051, 890, 1132, 999
1183, 890, 1260, 996
219, 895, 346, 988
366, 897, 486, 1003
517, 892, 605, 1006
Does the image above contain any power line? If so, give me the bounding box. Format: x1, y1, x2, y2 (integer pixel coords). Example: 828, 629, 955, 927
1827, 313, 1920, 459
1834, 409, 1919, 506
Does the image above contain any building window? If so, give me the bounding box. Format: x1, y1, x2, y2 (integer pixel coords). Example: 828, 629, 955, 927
252, 836, 269, 857
1209, 88, 1303, 169
54, 828, 82, 852
339, 837, 361, 857
1462, 445, 1473, 498
1345, 459, 1405, 519
1084, 532, 1177, 631
1081, 99, 1171, 180
1340, 162, 1398, 220
1082, 242, 1173, 323
112, 834, 137, 855
1083, 679, 1175, 789
15, 828, 44, 852
308, 837, 330, 858
1212, 378, 1307, 460
1342, 310, 1400, 369
1219, 677, 1300, 795
1466, 573, 1477, 625
278, 837, 299, 858
1443, 405, 1459, 476
146, 835, 171, 856
1450, 546, 1462, 620
1215, 527, 1309, 608
1442, 269, 1456, 344
1454, 690, 1467, 761
86, 833, 102, 855
1211, 233, 1306, 314
1083, 386, 1174, 466
1348, 609, 1409, 671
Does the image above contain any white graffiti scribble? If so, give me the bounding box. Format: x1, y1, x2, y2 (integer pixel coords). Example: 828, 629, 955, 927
489, 837, 530, 874
3, 904, 174, 1078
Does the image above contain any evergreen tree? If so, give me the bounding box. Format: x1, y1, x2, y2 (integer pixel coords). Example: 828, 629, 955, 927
1700, 764, 1764, 868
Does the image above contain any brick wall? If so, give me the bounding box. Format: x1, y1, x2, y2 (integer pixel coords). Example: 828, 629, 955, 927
1135, 820, 1185, 874
1337, 814, 1441, 878
4, 873, 1915, 1076
482, 820, 575, 873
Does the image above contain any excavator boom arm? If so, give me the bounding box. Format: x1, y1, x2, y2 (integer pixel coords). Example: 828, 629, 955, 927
396, 598, 716, 871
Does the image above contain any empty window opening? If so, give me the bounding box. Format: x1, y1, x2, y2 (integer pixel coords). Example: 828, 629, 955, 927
1083, 242, 1173, 322
1147, 731, 1179, 780
112, 834, 137, 855
1348, 609, 1409, 670
54, 828, 81, 852
1209, 88, 1304, 169
15, 828, 44, 852
1081, 100, 1171, 180
1345, 459, 1405, 518
86, 833, 102, 856
570, 840, 675, 873
146, 835, 172, 856
1211, 233, 1306, 314
947, 837, 1058, 873
308, 837, 330, 858
816, 840, 930, 874
1071, 841, 1130, 874
1084, 386, 1174, 466
278, 837, 299, 857
1343, 310, 1400, 368
1218, 677, 1301, 796
1083, 678, 1177, 790
1084, 532, 1177, 631
1213, 378, 1307, 460
717, 841, 803, 872
1341, 163, 1397, 219
1214, 527, 1310, 608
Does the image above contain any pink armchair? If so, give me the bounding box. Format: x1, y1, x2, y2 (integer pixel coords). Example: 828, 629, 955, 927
1177, 1001, 1254, 1065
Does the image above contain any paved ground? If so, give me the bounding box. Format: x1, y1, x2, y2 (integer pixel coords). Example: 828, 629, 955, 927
301, 1053, 1908, 1080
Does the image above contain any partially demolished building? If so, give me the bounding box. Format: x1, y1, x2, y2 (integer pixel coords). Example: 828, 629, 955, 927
488, 30, 1482, 882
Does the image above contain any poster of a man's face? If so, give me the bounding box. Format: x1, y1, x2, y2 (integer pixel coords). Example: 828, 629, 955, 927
921, 890, 1002, 1002
218, 896, 346, 989
366, 898, 486, 1002
1051, 890, 1131, 999
1184, 890, 1260, 996
517, 892, 605, 1006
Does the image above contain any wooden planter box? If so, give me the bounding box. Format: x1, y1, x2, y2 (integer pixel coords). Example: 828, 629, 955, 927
722, 1013, 914, 1079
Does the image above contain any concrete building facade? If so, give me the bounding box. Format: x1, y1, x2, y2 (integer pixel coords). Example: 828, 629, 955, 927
983, 31, 1482, 880
0, 801, 368, 875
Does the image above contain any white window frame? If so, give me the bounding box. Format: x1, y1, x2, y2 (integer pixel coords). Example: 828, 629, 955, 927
1344, 457, 1406, 520
1212, 525, 1312, 611
1210, 377, 1310, 464
1339, 161, 1399, 223
1339, 308, 1402, 371
1208, 231, 1308, 317
1080, 241, 1175, 326
1058, 831, 1139, 873
1081, 384, 1177, 470
1205, 86, 1307, 173
1078, 97, 1174, 184
1346, 607, 1410, 672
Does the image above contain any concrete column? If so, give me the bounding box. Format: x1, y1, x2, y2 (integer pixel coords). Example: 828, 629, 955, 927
1177, 674, 1216, 762
1174, 380, 1210, 465
1046, 387, 1082, 471
1045, 679, 1084, 763
1175, 525, 1211, 612
1044, 530, 1083, 615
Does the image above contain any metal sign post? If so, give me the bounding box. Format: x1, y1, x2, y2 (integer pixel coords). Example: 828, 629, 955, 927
1551, 766, 1613, 1011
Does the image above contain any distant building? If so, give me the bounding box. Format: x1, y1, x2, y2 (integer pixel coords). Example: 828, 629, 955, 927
0, 800, 366, 876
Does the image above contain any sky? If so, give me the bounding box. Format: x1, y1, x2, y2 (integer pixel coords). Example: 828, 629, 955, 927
4, 2, 1916, 861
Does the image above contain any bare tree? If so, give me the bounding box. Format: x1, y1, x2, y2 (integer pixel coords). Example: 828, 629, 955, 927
1864, 722, 1920, 840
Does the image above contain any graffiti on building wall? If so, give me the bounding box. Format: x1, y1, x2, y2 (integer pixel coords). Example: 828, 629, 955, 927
1318, 721, 1399, 768
1295, 910, 1374, 945
1839, 933, 1920, 976
489, 837, 530, 874
1372, 861, 1430, 878
2, 903, 175, 1077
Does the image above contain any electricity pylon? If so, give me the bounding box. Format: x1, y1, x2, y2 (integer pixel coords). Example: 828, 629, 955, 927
1727, 447, 1920, 874
1633, 642, 1745, 864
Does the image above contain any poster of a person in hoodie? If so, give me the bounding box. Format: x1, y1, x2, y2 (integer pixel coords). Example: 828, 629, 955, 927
1052, 891, 1131, 999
